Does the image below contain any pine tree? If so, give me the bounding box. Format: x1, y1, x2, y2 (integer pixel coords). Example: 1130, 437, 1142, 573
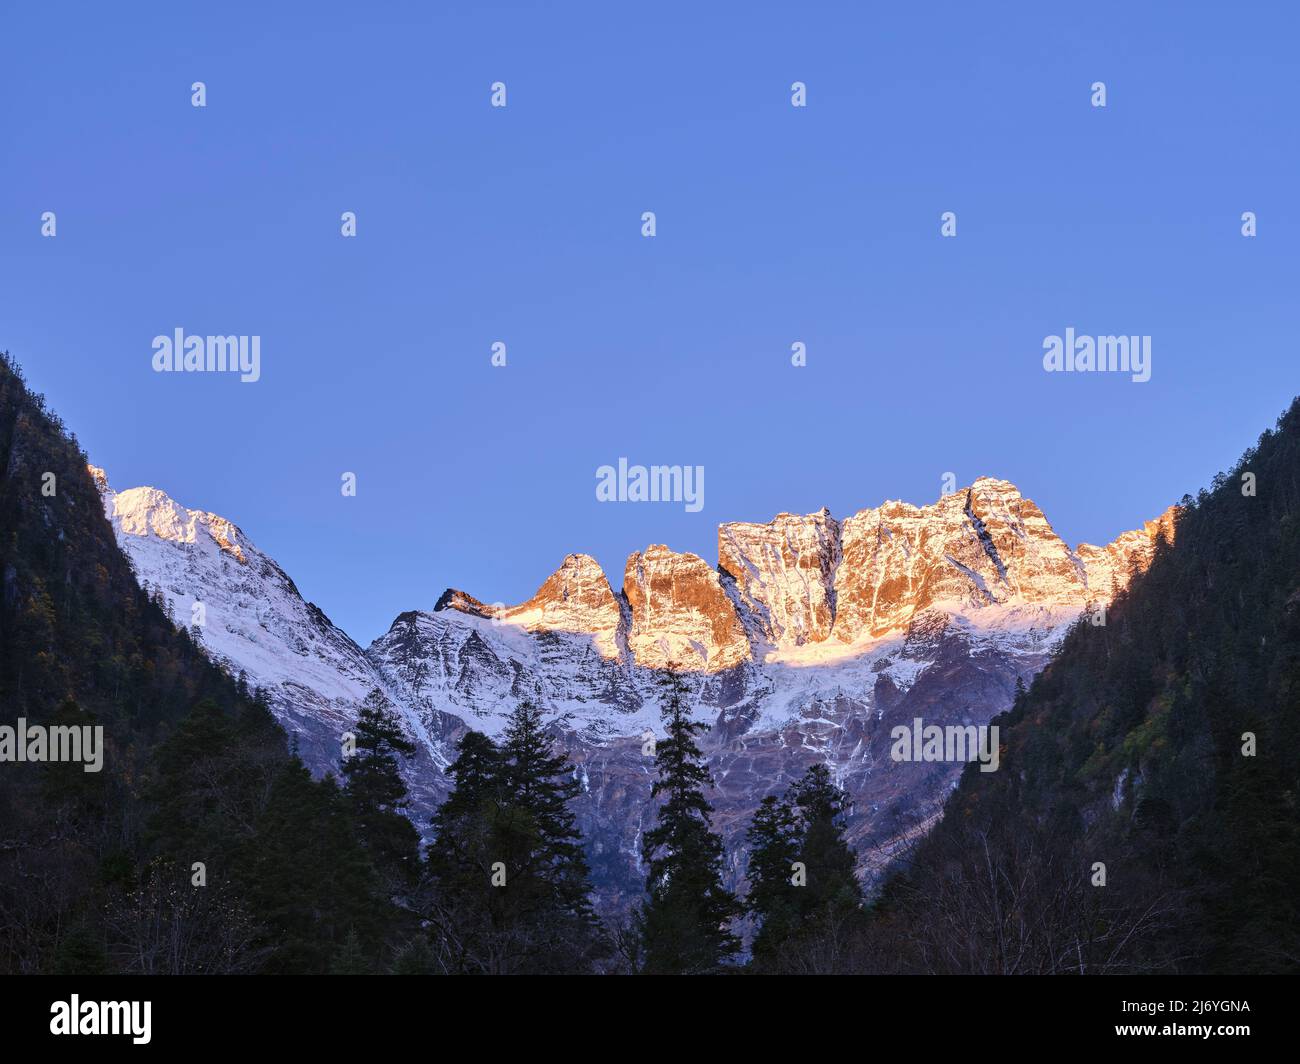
424, 732, 501, 972
744, 793, 800, 970
341, 689, 420, 892
499, 701, 599, 929
744, 764, 863, 971
425, 709, 603, 973
330, 927, 370, 974
248, 762, 386, 973
787, 764, 863, 933
637, 668, 740, 973
438, 730, 501, 817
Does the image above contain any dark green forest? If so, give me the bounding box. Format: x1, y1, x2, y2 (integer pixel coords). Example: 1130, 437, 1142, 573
861, 396, 1300, 975
0, 352, 413, 973
2, 350, 1297, 974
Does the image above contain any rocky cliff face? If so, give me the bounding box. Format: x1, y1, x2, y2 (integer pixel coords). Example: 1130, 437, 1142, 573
1076, 507, 1178, 601
95, 467, 1175, 916
827, 479, 1095, 641
623, 545, 752, 671
718, 508, 841, 647
497, 553, 623, 656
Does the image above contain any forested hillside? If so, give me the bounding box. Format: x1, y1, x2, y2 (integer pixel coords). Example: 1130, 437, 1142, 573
863, 398, 1300, 974
0, 353, 409, 973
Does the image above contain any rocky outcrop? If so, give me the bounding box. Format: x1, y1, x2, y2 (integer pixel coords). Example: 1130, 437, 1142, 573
622, 545, 751, 671
718, 478, 1165, 649
1076, 505, 1178, 600
718, 508, 840, 647
503, 553, 622, 660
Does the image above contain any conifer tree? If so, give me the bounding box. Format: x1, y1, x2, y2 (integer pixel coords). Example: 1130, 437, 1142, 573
341, 689, 420, 892
743, 763, 863, 971
424, 731, 502, 972
637, 668, 740, 973
439, 730, 502, 817
425, 708, 602, 973
499, 700, 598, 928
248, 762, 385, 973
330, 927, 370, 974
788, 763, 863, 928
744, 793, 800, 969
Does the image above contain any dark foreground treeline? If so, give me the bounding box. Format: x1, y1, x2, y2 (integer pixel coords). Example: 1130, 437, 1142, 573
2, 351, 1297, 974
0, 352, 398, 974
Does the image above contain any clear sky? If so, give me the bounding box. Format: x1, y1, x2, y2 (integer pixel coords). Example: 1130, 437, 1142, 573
2, 1, 1296, 644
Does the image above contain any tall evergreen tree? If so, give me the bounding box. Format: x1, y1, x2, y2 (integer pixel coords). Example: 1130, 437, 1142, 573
637, 668, 740, 974
744, 764, 863, 971
329, 927, 370, 975
744, 793, 800, 970
341, 689, 420, 893
438, 730, 502, 817
425, 709, 602, 973
424, 732, 503, 973
499, 701, 599, 929
787, 765, 864, 945
247, 763, 386, 973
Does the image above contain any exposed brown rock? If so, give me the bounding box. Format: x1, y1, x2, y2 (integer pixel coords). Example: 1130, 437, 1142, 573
622, 545, 751, 671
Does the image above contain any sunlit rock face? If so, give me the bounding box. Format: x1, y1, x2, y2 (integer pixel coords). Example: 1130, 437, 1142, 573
502, 553, 623, 660
97, 465, 1173, 915
718, 508, 841, 648
622, 545, 752, 672
1076, 505, 1178, 601
832, 479, 1092, 641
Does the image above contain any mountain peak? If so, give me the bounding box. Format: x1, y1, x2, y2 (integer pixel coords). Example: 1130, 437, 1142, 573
434, 588, 497, 617
101, 476, 248, 566
502, 553, 622, 655
88, 464, 111, 496
969, 475, 1022, 492
514, 553, 614, 609
718, 508, 842, 646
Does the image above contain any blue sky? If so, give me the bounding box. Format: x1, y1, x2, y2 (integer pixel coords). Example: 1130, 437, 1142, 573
2, 1, 1296, 643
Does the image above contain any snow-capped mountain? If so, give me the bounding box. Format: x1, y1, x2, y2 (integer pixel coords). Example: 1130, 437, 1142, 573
90, 468, 454, 812
93, 467, 1174, 913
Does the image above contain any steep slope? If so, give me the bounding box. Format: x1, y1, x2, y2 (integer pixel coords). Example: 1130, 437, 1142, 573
870, 402, 1300, 974
92, 458, 1173, 916
95, 471, 450, 815
0, 353, 402, 975
0, 372, 255, 735
98, 474, 384, 755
